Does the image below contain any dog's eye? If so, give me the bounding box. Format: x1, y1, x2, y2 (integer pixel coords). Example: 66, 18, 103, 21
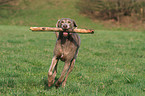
61, 21, 64, 23
68, 21, 71, 23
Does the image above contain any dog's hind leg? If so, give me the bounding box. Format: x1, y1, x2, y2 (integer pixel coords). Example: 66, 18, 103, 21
55, 61, 70, 88
48, 56, 58, 87
62, 59, 76, 87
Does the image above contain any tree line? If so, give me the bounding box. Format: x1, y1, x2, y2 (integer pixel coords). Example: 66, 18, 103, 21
77, 0, 145, 22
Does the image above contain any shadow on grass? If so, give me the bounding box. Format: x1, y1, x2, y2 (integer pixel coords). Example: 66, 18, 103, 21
42, 77, 59, 90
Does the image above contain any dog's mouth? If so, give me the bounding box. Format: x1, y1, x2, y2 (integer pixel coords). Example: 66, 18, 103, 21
63, 32, 72, 37
63, 32, 68, 37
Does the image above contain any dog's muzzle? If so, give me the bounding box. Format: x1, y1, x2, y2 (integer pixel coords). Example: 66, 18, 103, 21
62, 23, 70, 29
61, 23, 72, 37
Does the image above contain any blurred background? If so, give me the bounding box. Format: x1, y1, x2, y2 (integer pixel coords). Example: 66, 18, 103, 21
1, 0, 145, 30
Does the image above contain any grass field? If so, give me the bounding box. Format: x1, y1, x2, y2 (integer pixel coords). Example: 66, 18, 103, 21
0, 25, 145, 95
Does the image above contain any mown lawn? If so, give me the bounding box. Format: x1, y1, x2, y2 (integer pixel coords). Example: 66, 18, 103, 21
0, 25, 145, 95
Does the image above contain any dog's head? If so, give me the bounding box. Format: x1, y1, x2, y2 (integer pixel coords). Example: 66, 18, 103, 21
56, 18, 77, 37
56, 18, 77, 30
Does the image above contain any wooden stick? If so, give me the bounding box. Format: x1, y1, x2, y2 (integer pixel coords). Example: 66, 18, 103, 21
30, 27, 94, 34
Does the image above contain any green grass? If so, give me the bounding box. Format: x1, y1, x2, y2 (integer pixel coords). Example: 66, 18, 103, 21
0, 25, 145, 95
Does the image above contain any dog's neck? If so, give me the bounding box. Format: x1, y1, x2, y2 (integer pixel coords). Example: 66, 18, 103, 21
58, 32, 74, 44
58, 32, 72, 39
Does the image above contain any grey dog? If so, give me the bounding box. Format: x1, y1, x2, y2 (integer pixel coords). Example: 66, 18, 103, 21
48, 18, 80, 88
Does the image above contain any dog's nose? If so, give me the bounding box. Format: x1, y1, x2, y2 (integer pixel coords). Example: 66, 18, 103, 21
63, 24, 68, 29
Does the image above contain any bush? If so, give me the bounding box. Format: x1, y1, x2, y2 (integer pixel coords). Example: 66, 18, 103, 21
77, 0, 145, 22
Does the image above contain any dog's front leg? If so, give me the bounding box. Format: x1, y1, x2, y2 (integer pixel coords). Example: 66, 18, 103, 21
48, 56, 58, 87
62, 59, 76, 87
55, 61, 70, 88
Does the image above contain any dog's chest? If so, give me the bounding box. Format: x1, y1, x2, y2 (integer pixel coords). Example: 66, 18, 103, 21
59, 39, 74, 53
55, 38, 77, 60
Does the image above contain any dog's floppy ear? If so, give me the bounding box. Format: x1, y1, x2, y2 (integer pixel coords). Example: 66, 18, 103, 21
73, 20, 77, 28
56, 20, 60, 27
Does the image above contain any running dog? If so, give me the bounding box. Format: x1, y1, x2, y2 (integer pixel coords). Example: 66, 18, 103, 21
48, 18, 80, 88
